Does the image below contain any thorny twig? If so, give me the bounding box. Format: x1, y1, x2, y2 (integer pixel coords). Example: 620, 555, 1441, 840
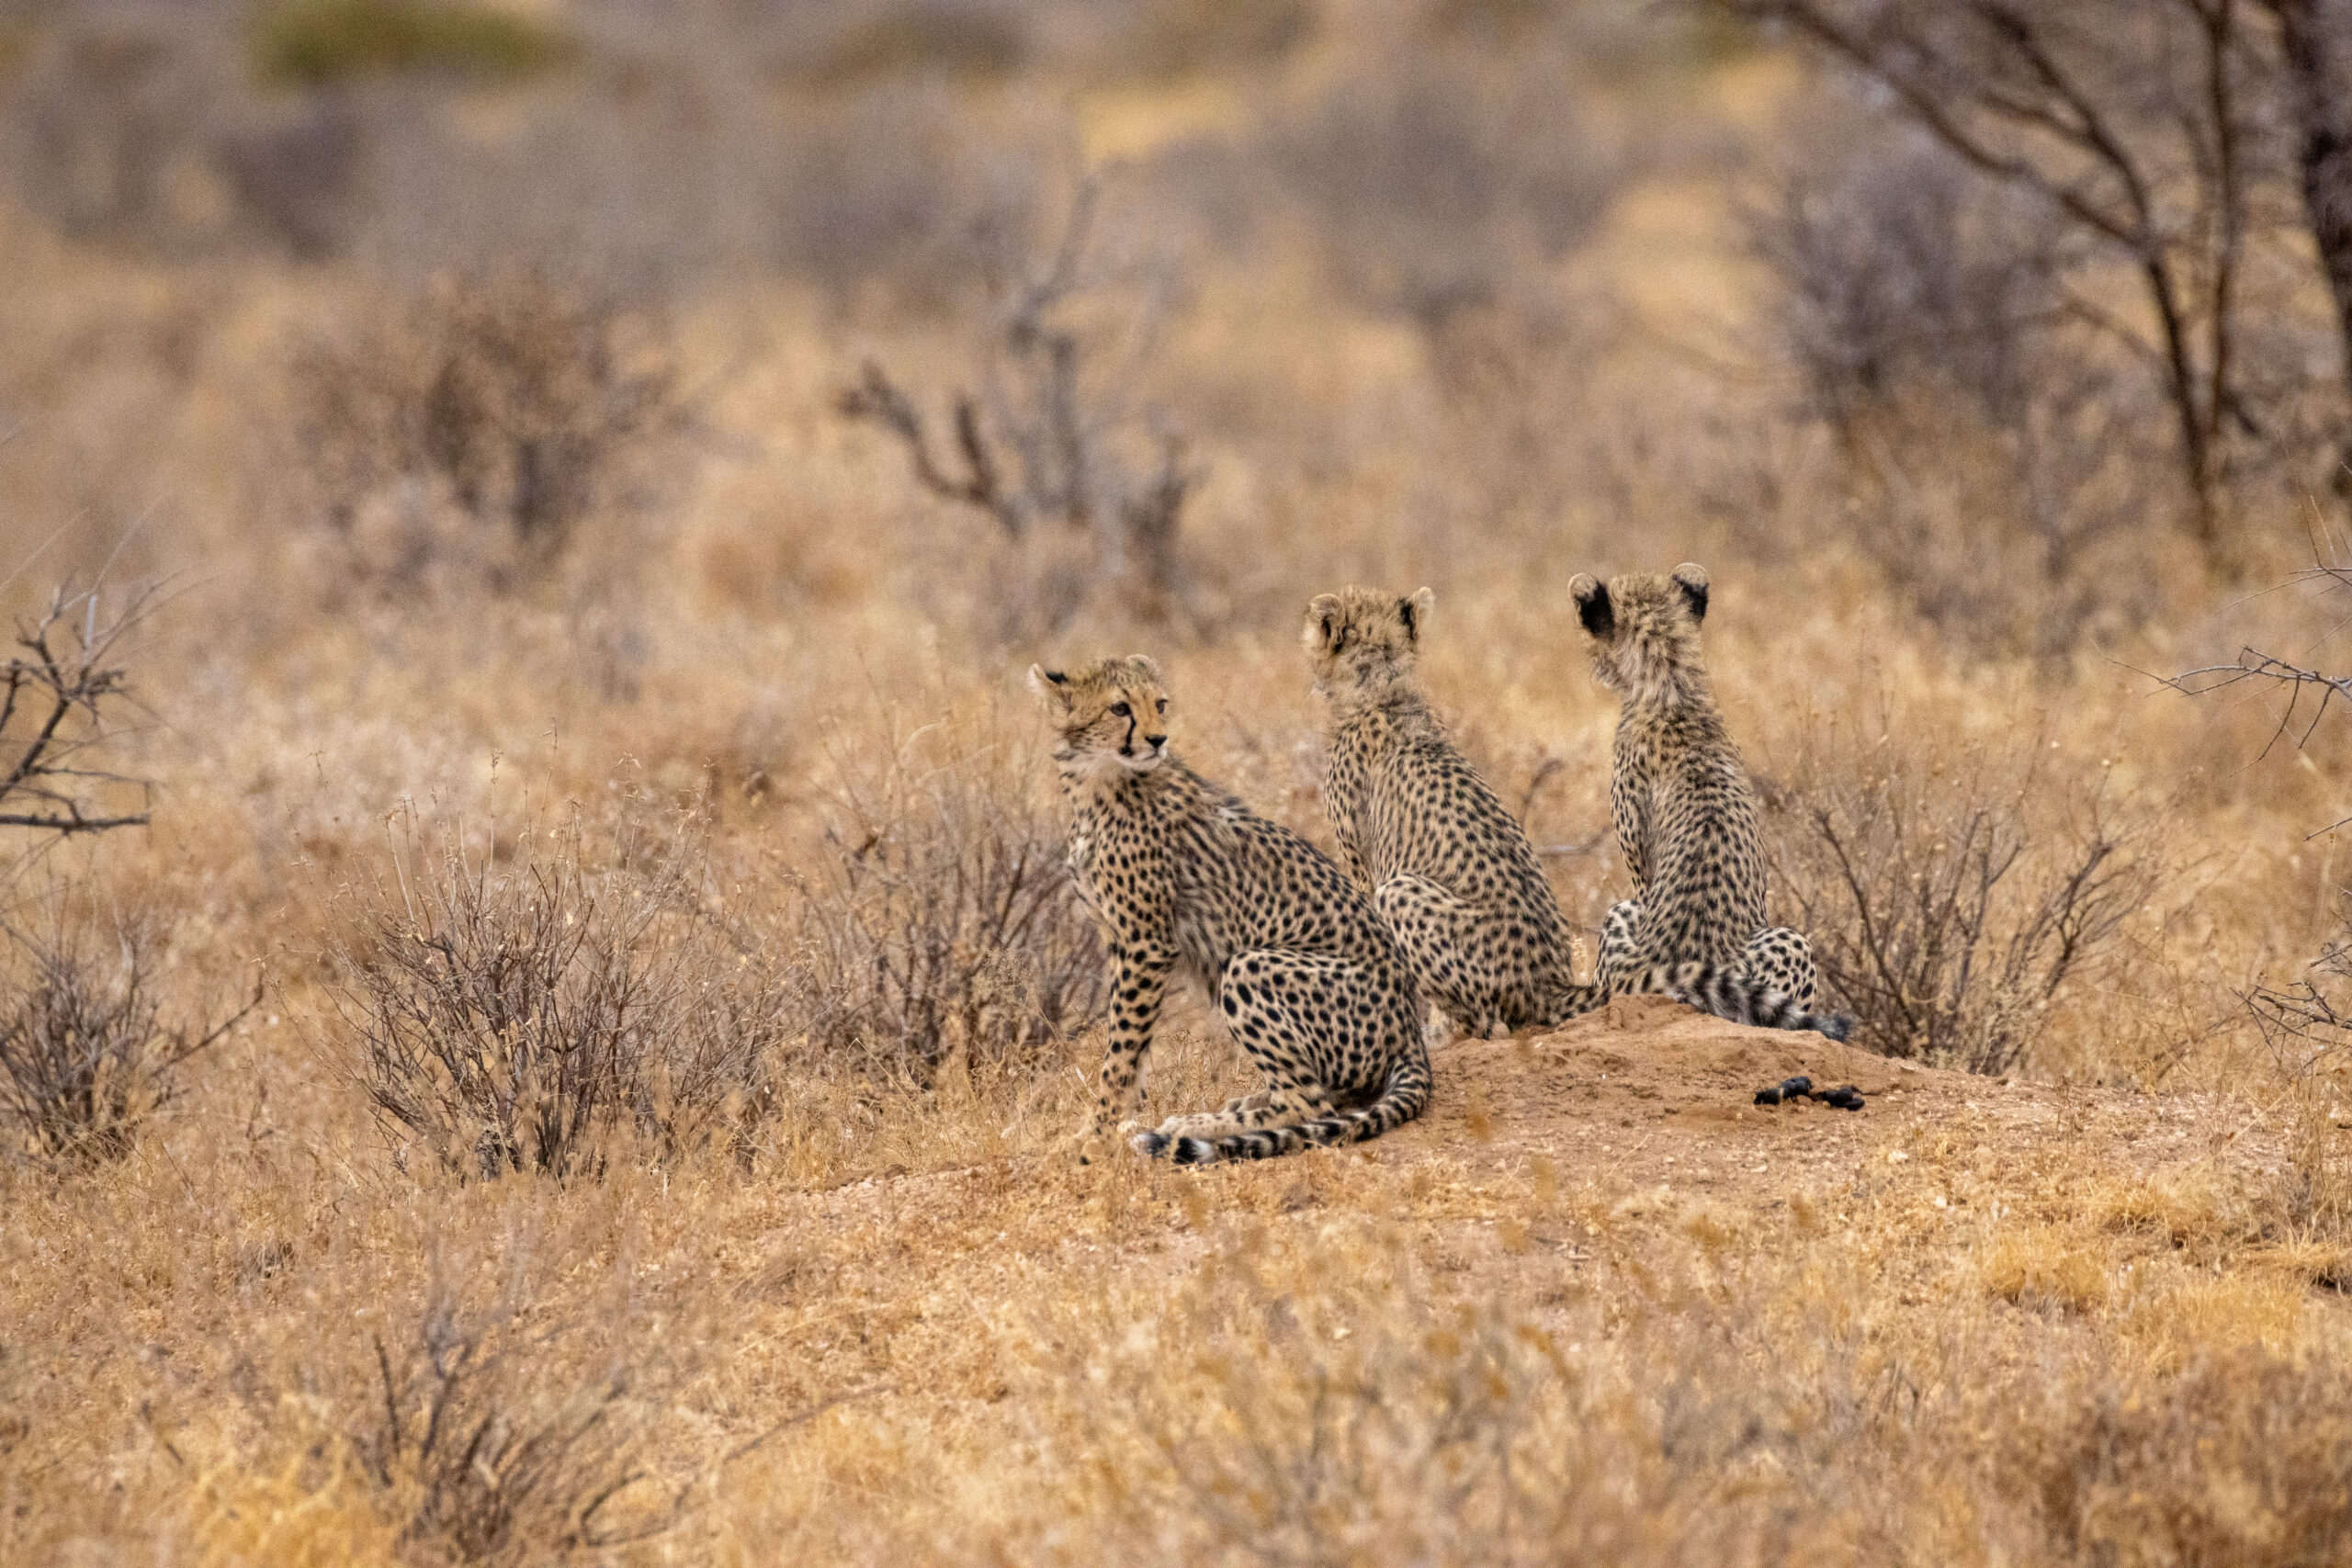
0, 581, 159, 837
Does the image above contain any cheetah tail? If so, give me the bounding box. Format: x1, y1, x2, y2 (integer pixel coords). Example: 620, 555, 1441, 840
1643, 962, 1854, 1042
1136, 1060, 1434, 1168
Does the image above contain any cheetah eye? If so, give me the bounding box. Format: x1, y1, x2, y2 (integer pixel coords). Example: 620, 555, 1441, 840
1155, 698, 1168, 714
1110, 702, 1131, 718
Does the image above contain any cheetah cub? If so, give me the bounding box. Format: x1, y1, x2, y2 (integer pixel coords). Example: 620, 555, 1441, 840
1306, 586, 1848, 1039
1032, 655, 1431, 1165
1568, 564, 1850, 1042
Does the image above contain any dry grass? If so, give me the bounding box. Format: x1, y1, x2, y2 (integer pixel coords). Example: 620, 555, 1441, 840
5, 2, 2352, 1562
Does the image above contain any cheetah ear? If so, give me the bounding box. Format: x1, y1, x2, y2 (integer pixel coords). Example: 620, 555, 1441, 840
1569, 574, 1612, 639
1670, 563, 1710, 623
1304, 592, 1343, 656
1027, 664, 1073, 710
1399, 587, 1434, 647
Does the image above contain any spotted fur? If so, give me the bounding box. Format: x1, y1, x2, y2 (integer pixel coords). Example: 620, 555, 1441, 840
1306, 586, 1849, 1040
1031, 655, 1431, 1166
1569, 564, 1851, 1042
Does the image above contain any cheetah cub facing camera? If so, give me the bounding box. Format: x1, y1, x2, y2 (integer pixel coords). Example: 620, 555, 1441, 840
1568, 564, 1850, 1043
1306, 586, 1849, 1040
1031, 655, 1431, 1165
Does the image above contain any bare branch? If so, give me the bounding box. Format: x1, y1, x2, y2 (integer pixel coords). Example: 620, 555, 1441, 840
0, 581, 158, 848
832, 171, 1195, 620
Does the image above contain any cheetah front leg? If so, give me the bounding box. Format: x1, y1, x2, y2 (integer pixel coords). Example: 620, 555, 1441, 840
1080, 941, 1176, 1150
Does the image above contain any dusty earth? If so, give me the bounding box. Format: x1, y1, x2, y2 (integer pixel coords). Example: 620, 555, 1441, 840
699, 997, 2284, 1451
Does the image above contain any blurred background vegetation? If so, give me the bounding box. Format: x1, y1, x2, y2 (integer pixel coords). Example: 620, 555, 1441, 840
7, 4, 2352, 1561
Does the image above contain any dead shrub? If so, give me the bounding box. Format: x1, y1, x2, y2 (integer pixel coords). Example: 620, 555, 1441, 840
327, 818, 781, 1179
837, 175, 1202, 628
0, 897, 254, 1167
2, 16, 224, 254
345, 1263, 686, 1565
2246, 907, 2352, 1082
786, 712, 1105, 1087
0, 581, 162, 841
1751, 130, 2165, 656
1265, 47, 1615, 331
288, 267, 684, 597
1762, 721, 2159, 1072
2236, 901, 2352, 1239
2, 15, 368, 261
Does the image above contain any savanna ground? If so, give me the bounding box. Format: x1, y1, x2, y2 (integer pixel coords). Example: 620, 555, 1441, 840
7, 1, 2352, 1562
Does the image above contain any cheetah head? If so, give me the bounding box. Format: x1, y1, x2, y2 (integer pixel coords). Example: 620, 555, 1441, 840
1027, 655, 1171, 777
1303, 585, 1436, 705
1567, 563, 1709, 697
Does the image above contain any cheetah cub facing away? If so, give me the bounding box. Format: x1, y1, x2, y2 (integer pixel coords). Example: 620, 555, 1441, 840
1568, 564, 1849, 1042
1306, 587, 1849, 1040
1031, 655, 1430, 1165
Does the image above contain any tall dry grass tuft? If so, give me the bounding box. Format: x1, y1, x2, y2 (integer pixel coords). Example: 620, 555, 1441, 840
2000, 1351, 2352, 1565
1763, 718, 2161, 1072
349, 1269, 684, 1565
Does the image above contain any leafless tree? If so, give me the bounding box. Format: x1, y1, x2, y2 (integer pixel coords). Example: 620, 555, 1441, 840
838, 176, 1200, 616
0, 583, 158, 840
1725, 0, 2317, 552
2265, 0, 2352, 469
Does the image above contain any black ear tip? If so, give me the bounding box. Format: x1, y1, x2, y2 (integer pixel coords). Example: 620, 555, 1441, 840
1045, 671, 1069, 685
1571, 576, 1612, 636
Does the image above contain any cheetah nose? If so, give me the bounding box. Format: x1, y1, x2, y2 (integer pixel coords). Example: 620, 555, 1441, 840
1145, 733, 1167, 749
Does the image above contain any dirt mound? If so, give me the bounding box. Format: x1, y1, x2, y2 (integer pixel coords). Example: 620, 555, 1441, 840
1427, 994, 1922, 1132
1373, 995, 2136, 1210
